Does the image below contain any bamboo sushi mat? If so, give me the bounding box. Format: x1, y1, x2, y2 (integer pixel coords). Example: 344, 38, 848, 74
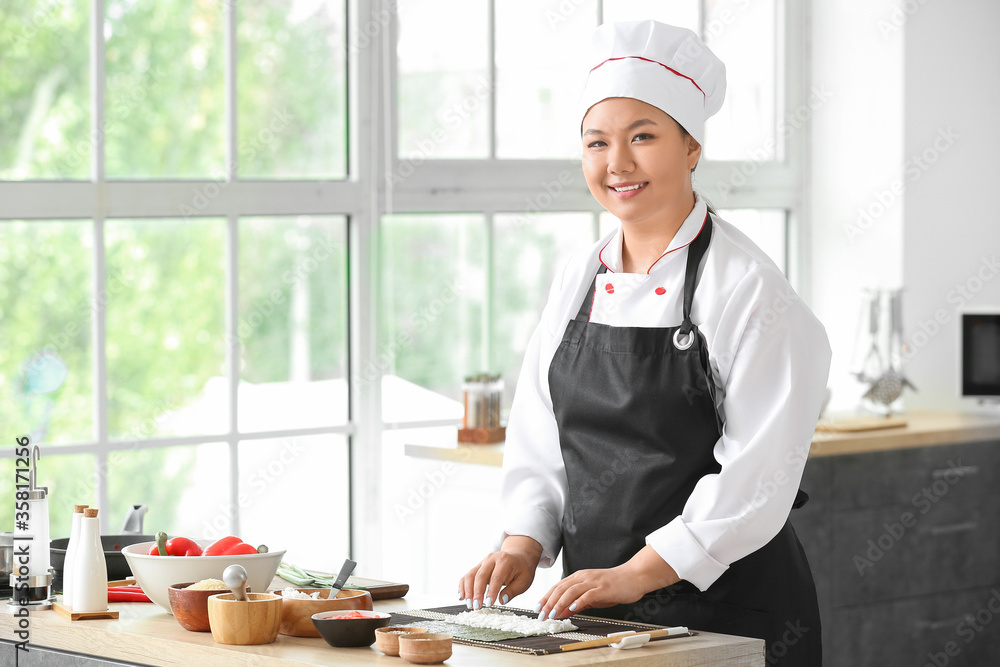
388, 605, 696, 655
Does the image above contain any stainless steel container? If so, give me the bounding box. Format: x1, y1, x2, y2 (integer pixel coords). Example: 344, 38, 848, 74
0, 532, 13, 580
1, 532, 14, 597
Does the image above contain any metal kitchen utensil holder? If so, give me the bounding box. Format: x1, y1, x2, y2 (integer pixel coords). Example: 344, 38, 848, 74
851, 288, 916, 414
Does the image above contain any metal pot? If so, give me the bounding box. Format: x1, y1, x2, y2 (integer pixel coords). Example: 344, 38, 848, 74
1, 532, 13, 593
50, 504, 152, 591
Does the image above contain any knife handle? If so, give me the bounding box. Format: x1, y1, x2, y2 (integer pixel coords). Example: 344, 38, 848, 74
560, 626, 689, 652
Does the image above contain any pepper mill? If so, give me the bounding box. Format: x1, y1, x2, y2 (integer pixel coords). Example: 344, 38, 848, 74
71, 508, 108, 612
61, 504, 88, 608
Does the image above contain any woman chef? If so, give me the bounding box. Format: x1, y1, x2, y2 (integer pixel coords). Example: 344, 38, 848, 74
457, 20, 831, 665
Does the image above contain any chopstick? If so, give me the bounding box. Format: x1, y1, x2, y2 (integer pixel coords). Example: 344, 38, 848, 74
559, 626, 690, 652
108, 578, 137, 588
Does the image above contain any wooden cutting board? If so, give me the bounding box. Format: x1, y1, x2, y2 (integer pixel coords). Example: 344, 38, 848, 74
815, 416, 907, 432
346, 575, 409, 601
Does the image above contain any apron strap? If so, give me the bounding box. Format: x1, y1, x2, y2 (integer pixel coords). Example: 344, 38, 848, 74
575, 264, 608, 322
679, 214, 713, 336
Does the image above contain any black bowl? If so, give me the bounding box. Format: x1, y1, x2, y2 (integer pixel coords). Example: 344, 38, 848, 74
312, 610, 392, 647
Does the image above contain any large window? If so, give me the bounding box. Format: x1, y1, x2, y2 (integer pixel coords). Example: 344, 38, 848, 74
1, 0, 806, 580
0, 1, 353, 563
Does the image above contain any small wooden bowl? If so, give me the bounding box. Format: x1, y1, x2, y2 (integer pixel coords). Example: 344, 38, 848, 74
375, 626, 429, 656
207, 592, 282, 645
274, 588, 373, 637
399, 632, 453, 664
167, 582, 230, 632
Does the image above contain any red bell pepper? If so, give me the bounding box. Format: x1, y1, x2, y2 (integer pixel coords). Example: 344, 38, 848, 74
147, 531, 204, 557
202, 535, 261, 556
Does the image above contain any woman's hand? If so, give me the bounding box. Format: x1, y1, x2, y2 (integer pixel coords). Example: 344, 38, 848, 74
458, 535, 543, 610
536, 546, 680, 620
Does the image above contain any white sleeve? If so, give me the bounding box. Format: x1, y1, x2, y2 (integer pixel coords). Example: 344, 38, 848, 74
645, 264, 831, 591
494, 266, 577, 568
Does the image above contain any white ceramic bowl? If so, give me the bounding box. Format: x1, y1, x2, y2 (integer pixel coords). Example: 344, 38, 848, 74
122, 540, 285, 613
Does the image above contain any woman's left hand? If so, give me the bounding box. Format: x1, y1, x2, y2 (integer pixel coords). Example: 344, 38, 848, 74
535, 546, 680, 620
535, 567, 645, 620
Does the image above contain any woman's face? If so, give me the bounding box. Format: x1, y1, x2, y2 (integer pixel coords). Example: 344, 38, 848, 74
581, 97, 701, 227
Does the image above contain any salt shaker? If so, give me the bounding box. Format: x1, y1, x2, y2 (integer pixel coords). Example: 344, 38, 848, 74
71, 508, 108, 612
61, 504, 88, 608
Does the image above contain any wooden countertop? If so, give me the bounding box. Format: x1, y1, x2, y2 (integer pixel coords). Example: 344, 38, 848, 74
1, 592, 764, 666
405, 441, 504, 467
810, 409, 1000, 456
406, 410, 1000, 466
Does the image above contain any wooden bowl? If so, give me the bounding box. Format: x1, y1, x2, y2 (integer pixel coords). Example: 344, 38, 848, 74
399, 632, 453, 664
207, 592, 282, 645
375, 626, 429, 656
274, 588, 373, 637
167, 582, 230, 632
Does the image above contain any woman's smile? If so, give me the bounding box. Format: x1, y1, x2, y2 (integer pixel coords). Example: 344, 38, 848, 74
608, 181, 649, 198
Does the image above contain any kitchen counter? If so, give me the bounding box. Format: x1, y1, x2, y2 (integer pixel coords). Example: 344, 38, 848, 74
810, 409, 1000, 456
405, 441, 504, 467
405, 410, 1000, 466
0, 591, 764, 666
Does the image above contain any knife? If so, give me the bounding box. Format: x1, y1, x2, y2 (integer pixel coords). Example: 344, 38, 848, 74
326, 558, 358, 600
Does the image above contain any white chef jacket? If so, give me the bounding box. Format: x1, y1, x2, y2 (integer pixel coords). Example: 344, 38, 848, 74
498, 196, 832, 592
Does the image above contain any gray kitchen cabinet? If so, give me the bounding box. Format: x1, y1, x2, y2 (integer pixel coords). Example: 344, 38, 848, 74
829, 587, 1000, 666
0, 640, 146, 666
791, 438, 1000, 667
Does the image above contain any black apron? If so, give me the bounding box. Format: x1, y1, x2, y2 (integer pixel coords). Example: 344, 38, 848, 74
547, 215, 822, 665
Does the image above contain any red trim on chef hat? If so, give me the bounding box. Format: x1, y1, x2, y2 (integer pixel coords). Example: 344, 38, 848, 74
580, 21, 727, 146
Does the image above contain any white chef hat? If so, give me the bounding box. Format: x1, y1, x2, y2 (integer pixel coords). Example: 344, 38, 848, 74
579, 20, 726, 146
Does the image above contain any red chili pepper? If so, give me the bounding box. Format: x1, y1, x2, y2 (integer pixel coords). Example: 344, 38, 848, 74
202, 535, 264, 556
107, 586, 152, 603
147, 532, 204, 556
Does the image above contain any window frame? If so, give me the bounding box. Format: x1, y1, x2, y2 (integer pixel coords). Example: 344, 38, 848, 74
0, 0, 379, 564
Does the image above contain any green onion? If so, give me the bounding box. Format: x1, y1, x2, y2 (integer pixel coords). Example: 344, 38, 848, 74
277, 561, 361, 589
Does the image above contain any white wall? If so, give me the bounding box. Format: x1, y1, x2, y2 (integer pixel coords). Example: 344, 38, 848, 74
902, 0, 1000, 411
808, 0, 905, 412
